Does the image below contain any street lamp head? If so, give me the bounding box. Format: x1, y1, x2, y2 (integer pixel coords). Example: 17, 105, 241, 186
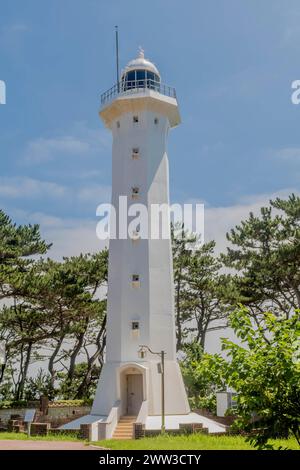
138, 346, 146, 359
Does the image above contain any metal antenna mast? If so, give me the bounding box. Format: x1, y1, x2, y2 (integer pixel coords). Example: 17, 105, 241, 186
115, 26, 120, 90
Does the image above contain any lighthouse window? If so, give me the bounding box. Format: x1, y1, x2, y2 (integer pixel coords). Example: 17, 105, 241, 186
125, 70, 136, 90
132, 322, 139, 330
127, 71, 135, 81
131, 227, 141, 241
122, 69, 161, 92
122, 69, 160, 92
132, 186, 140, 199
132, 148, 140, 159
154, 118, 159, 125
116, 121, 120, 128
131, 274, 140, 288
133, 115, 139, 123
147, 71, 155, 89
136, 69, 146, 87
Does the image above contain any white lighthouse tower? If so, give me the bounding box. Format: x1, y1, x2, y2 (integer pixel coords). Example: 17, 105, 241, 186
91, 49, 190, 427
61, 49, 226, 439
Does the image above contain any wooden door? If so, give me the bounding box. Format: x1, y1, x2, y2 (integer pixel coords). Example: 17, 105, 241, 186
126, 374, 143, 416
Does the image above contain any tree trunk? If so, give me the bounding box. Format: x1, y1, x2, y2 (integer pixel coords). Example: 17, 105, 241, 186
67, 331, 86, 383
74, 315, 106, 398
15, 342, 32, 400
48, 335, 65, 389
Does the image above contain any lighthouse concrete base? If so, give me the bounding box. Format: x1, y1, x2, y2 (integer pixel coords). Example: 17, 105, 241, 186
60, 359, 194, 440
60, 412, 226, 439
91, 360, 190, 417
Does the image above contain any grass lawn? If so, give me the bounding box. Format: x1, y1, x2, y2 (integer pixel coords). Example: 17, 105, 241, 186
95, 434, 299, 450
0, 431, 81, 442
0, 432, 298, 450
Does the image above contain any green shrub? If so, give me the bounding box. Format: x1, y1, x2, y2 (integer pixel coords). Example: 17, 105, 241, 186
0, 400, 28, 409
188, 394, 217, 413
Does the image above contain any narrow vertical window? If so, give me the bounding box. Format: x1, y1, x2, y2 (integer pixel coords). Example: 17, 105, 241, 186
131, 321, 140, 337
131, 274, 140, 288
131, 186, 140, 199
133, 115, 139, 123
132, 148, 140, 159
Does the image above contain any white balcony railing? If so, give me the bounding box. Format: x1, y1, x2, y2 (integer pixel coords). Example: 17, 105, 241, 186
100, 79, 176, 107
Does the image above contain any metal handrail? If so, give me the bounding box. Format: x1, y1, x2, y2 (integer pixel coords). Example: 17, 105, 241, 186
100, 79, 176, 106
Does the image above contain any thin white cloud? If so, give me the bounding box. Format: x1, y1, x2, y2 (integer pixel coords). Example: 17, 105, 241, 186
0, 176, 66, 199
25, 212, 107, 260
0, 22, 30, 52
23, 136, 90, 164
22, 122, 111, 165
0, 176, 111, 211
78, 184, 111, 204
281, 6, 300, 46
6, 23, 29, 34
274, 147, 300, 161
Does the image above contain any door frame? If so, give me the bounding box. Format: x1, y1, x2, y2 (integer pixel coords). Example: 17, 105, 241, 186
117, 363, 147, 416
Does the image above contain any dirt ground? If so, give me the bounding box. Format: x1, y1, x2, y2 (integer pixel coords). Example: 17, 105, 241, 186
0, 440, 101, 450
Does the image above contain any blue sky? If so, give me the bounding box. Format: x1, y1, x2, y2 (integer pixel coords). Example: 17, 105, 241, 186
0, 0, 299, 257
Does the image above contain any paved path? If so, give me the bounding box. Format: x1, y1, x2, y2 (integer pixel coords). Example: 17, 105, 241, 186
0, 440, 102, 450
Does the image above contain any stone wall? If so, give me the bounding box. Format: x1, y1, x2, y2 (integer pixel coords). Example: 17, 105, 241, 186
0, 408, 27, 424
0, 405, 91, 425
47, 405, 91, 420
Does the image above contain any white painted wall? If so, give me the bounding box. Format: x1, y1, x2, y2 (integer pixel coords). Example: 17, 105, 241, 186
92, 90, 189, 417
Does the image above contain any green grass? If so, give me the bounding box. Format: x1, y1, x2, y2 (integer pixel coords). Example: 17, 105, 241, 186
0, 431, 298, 450
95, 434, 300, 450
0, 431, 82, 442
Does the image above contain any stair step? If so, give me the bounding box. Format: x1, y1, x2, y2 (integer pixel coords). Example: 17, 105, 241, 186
114, 431, 132, 434
114, 429, 133, 433
112, 416, 136, 440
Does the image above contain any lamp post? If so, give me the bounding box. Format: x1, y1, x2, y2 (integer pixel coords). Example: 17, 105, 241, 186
0, 340, 7, 384
138, 345, 166, 434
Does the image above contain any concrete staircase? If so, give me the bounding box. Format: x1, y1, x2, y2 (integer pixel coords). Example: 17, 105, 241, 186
112, 416, 136, 440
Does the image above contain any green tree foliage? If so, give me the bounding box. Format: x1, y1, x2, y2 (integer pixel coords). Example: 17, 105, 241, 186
201, 307, 300, 448
172, 224, 228, 350
180, 342, 222, 412
1, 191, 299, 436
6, 251, 107, 400
221, 194, 300, 321
23, 369, 56, 401
0, 210, 108, 400
57, 363, 100, 400
0, 210, 50, 300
